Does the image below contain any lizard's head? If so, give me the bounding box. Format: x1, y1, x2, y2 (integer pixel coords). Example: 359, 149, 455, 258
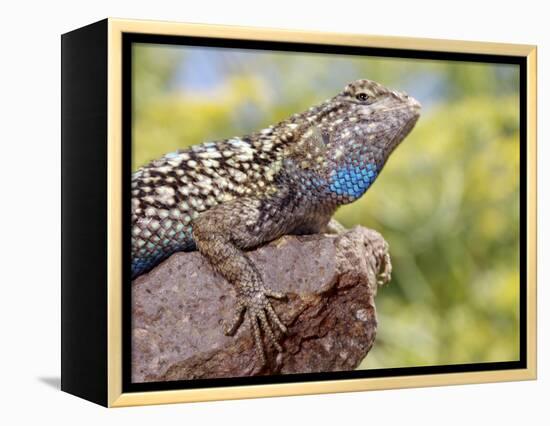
312, 79, 421, 204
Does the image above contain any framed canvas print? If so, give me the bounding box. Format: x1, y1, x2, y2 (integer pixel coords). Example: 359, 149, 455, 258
61, 18, 537, 407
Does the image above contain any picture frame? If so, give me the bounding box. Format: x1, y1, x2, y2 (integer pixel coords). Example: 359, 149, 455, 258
61, 17, 537, 407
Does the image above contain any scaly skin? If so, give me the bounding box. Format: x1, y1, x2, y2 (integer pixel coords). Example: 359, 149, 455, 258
131, 79, 421, 364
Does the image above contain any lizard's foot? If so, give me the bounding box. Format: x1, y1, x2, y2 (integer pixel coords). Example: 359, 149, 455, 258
376, 250, 392, 286
325, 218, 347, 235
224, 288, 287, 364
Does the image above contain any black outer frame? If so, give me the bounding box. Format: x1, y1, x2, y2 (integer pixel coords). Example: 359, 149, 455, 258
61, 19, 109, 406
61, 20, 527, 406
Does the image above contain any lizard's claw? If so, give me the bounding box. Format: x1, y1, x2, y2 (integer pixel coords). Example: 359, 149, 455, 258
224, 288, 287, 364
376, 249, 392, 287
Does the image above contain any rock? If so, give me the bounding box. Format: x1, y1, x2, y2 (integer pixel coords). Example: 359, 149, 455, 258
131, 226, 391, 382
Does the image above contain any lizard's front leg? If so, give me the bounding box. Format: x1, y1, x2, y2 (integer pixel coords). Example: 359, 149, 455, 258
192, 198, 288, 364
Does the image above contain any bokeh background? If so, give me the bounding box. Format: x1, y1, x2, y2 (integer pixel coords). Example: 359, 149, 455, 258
132, 43, 520, 369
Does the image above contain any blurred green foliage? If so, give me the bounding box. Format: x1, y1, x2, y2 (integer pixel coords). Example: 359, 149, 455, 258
133, 43, 520, 368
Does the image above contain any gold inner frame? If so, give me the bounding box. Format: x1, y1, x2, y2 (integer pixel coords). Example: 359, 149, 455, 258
106, 18, 537, 407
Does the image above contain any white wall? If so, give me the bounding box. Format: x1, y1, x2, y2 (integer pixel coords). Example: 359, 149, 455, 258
1, 0, 546, 424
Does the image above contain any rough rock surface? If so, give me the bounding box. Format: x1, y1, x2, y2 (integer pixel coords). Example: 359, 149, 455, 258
132, 226, 391, 383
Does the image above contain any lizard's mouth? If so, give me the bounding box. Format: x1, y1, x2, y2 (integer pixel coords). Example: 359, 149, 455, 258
385, 100, 421, 152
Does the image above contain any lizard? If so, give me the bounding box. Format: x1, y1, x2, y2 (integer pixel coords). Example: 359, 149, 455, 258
131, 79, 421, 364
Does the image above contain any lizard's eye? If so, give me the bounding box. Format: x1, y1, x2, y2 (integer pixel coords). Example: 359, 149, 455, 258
355, 92, 370, 102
